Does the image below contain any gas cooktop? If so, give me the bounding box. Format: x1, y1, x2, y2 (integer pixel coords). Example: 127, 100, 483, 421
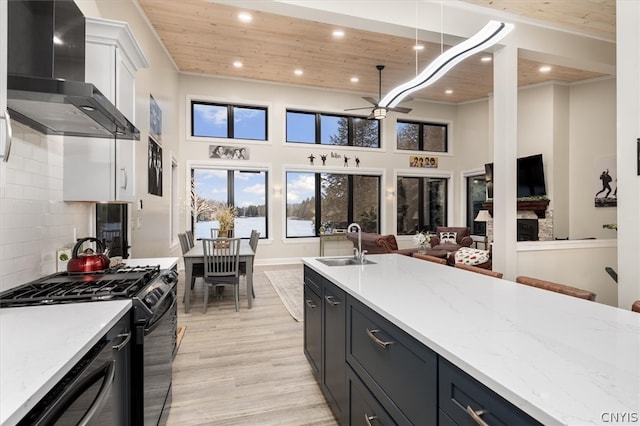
0, 265, 161, 307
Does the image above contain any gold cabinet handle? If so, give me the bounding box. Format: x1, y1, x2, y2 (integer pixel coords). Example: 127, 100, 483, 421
366, 328, 394, 348
466, 405, 490, 426
364, 413, 378, 426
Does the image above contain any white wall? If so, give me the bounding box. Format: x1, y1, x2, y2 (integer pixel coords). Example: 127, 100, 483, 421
0, 124, 92, 291
569, 78, 618, 239
179, 74, 459, 263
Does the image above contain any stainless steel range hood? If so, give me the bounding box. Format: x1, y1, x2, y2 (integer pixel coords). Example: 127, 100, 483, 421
7, 0, 140, 140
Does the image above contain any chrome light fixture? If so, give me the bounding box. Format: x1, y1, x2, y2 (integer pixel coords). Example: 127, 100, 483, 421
379, 20, 514, 109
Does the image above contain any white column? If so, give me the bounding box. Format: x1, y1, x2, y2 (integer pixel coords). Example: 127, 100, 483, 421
616, 0, 640, 308
492, 44, 518, 278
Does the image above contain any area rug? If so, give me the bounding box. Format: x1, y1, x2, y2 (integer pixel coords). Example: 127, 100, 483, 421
264, 269, 304, 322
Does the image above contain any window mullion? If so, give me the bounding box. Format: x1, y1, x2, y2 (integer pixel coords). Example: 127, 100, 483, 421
315, 113, 321, 144
347, 175, 354, 223
228, 105, 234, 139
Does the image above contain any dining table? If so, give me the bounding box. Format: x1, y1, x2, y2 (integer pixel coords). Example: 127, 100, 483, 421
183, 239, 255, 313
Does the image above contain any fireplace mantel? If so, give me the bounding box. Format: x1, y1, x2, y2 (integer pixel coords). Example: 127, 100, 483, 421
482, 199, 550, 219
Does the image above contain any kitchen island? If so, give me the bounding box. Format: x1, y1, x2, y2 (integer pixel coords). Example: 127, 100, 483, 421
302, 254, 640, 425
0, 300, 132, 426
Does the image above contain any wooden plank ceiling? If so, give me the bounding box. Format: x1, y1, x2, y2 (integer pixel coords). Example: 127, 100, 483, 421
138, 0, 613, 104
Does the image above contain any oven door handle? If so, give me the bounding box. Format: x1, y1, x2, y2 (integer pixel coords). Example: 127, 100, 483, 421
145, 294, 177, 335
35, 360, 116, 426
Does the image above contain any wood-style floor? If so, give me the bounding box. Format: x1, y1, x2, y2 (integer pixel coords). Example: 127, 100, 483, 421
165, 265, 338, 425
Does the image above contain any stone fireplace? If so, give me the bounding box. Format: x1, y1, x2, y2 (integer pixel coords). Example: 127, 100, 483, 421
482, 199, 553, 241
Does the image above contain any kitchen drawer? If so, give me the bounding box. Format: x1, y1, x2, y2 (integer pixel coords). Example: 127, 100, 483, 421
304, 265, 322, 296
439, 358, 542, 426
348, 367, 397, 426
347, 296, 437, 425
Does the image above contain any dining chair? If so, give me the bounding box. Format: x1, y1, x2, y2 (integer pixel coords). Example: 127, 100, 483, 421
240, 230, 260, 298
185, 230, 195, 248
455, 263, 503, 279
413, 253, 447, 265
178, 233, 205, 302
202, 238, 242, 313
515, 276, 596, 301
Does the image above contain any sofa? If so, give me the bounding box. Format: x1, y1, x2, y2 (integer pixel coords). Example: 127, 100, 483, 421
429, 226, 473, 252
345, 232, 415, 256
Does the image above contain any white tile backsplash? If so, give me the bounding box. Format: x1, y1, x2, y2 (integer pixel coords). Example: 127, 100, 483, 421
0, 123, 91, 292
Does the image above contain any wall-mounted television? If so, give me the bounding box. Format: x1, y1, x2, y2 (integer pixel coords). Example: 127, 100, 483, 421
517, 154, 546, 197
484, 154, 547, 199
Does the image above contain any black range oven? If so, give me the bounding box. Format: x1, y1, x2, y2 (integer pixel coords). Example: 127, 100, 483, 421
0, 265, 178, 426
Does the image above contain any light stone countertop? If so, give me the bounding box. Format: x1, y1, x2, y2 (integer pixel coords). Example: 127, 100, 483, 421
123, 257, 178, 270
302, 254, 640, 426
0, 301, 132, 426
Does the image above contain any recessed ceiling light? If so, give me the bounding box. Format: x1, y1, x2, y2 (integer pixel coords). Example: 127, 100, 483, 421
539, 65, 552, 73
350, 77, 359, 83
445, 89, 453, 95
294, 69, 303, 76
238, 12, 252, 23
233, 61, 243, 68
481, 56, 492, 62
332, 30, 345, 38
413, 44, 425, 51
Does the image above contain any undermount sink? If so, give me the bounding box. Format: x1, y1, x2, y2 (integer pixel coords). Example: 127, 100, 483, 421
316, 257, 376, 267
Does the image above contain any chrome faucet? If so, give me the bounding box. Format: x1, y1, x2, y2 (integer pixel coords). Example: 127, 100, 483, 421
348, 223, 367, 263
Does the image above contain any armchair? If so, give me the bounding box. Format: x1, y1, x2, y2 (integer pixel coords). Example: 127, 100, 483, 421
429, 226, 473, 251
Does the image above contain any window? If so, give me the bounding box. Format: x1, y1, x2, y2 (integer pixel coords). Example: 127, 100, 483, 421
467, 175, 487, 235
286, 171, 380, 237
191, 101, 267, 140
396, 176, 448, 235
286, 110, 380, 147
397, 120, 448, 152
191, 168, 268, 239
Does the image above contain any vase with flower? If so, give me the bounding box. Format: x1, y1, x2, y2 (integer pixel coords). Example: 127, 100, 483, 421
412, 231, 431, 254
214, 203, 237, 239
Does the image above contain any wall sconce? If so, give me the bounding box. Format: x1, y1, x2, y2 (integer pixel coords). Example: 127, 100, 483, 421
386, 189, 395, 198
273, 187, 282, 197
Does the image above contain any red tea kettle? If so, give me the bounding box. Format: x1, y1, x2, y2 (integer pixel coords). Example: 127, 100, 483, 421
67, 237, 110, 273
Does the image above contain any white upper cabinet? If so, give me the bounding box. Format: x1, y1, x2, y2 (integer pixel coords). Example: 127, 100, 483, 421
63, 18, 148, 202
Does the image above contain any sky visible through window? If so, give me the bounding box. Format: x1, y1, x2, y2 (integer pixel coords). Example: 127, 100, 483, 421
194, 169, 265, 208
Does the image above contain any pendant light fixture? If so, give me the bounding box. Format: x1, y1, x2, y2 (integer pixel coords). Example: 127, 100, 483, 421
379, 20, 514, 109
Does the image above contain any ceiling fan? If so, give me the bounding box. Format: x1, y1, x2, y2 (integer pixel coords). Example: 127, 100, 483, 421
344, 65, 412, 120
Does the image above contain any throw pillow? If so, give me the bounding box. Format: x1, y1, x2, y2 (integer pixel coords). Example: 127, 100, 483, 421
455, 247, 490, 266
440, 232, 457, 245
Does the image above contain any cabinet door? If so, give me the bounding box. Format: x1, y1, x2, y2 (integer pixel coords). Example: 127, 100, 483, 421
303, 284, 322, 380
63, 137, 115, 202
348, 367, 396, 426
116, 51, 136, 122
347, 296, 438, 425
86, 42, 116, 101
323, 279, 347, 423
115, 138, 135, 202
439, 358, 542, 426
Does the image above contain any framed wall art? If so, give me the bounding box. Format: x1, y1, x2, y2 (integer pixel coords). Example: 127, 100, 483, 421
150, 94, 162, 143
148, 138, 163, 196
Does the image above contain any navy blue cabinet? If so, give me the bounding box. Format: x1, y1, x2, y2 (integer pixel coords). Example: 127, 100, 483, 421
303, 266, 347, 423
439, 358, 542, 425
347, 295, 438, 425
